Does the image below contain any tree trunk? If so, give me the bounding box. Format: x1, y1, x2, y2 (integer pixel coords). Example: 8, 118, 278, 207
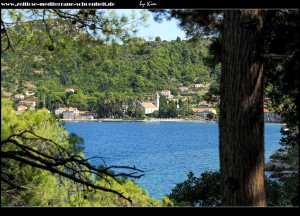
220, 10, 267, 206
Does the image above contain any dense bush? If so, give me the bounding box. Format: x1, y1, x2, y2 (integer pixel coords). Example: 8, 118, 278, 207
168, 171, 299, 207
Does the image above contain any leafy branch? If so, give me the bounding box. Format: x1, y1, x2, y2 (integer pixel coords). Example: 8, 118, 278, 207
1, 130, 144, 203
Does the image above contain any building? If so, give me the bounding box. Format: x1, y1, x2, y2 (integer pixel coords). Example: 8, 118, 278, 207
55, 107, 67, 115
195, 84, 206, 88
37, 109, 50, 113
264, 108, 281, 122
16, 109, 26, 115
199, 100, 209, 106
138, 92, 160, 114
19, 100, 36, 109
14, 94, 25, 100
65, 88, 75, 93
78, 111, 98, 120
56, 107, 79, 115
17, 105, 27, 111
24, 89, 35, 97
63, 110, 77, 119
161, 90, 171, 98
193, 108, 217, 119
179, 87, 189, 92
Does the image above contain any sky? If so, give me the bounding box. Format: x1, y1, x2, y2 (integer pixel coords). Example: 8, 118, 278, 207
115, 9, 187, 41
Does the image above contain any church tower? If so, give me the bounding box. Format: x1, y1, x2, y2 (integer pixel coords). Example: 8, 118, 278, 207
153, 92, 160, 110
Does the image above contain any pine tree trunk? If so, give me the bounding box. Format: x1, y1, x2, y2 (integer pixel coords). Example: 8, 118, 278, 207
220, 10, 267, 206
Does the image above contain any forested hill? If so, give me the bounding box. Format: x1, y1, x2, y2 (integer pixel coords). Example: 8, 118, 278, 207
1, 21, 215, 97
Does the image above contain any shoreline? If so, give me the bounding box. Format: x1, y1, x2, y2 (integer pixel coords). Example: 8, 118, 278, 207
59, 118, 215, 123
59, 118, 282, 123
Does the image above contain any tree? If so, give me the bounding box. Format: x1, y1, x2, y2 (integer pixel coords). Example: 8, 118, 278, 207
169, 171, 295, 207
1, 99, 144, 205
155, 36, 161, 42
169, 171, 222, 207
1, 9, 150, 205
152, 9, 298, 206
219, 10, 267, 206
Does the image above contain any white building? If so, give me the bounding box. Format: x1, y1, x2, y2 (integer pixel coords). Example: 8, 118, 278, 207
24, 90, 35, 97
161, 90, 171, 98
56, 107, 79, 116
139, 92, 160, 114
14, 94, 25, 100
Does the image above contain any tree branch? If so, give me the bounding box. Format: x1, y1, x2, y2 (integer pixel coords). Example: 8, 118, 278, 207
1, 131, 144, 203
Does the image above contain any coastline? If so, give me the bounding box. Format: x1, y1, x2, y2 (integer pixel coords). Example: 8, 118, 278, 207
59, 118, 216, 123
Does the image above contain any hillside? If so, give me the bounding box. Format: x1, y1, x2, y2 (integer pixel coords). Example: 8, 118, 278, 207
1, 20, 218, 113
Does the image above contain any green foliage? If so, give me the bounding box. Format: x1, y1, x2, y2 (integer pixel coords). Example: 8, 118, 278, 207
168, 171, 299, 207
2, 14, 214, 113
169, 171, 222, 207
265, 173, 299, 206
158, 96, 179, 118
1, 98, 171, 207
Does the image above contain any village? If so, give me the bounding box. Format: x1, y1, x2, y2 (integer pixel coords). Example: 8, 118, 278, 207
10, 84, 282, 123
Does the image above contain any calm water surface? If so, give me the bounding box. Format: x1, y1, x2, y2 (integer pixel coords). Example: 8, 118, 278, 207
64, 122, 282, 200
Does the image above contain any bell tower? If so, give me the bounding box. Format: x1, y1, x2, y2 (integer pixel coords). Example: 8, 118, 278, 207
154, 92, 160, 110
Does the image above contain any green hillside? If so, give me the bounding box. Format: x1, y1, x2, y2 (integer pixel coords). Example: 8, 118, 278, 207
1, 20, 218, 112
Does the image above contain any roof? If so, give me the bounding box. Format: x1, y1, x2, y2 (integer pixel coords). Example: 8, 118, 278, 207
57, 107, 67, 111
193, 108, 216, 113
16, 110, 25, 114
162, 90, 170, 92
19, 100, 35, 104
37, 109, 50, 113
65, 88, 74, 91
141, 103, 157, 109
264, 108, 270, 113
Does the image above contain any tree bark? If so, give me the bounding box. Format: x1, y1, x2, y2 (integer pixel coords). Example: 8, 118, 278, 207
220, 10, 267, 206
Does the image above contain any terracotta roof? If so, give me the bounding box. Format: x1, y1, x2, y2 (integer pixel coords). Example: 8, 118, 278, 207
57, 107, 67, 111
193, 108, 216, 113
141, 103, 157, 109
16, 110, 25, 114
37, 109, 50, 113
264, 108, 269, 113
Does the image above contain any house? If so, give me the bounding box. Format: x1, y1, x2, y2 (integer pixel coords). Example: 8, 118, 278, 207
17, 105, 28, 111
16, 109, 26, 115
138, 93, 160, 114
14, 94, 25, 100
37, 109, 50, 113
264, 108, 281, 122
24, 89, 35, 97
179, 87, 189, 92
77, 111, 98, 120
19, 100, 36, 109
55, 107, 78, 115
62, 107, 80, 119
193, 108, 217, 119
63, 110, 77, 119
16, 105, 28, 115
195, 84, 206, 88
161, 90, 171, 98
32, 69, 44, 74
65, 88, 75, 93
199, 100, 209, 106
55, 107, 67, 115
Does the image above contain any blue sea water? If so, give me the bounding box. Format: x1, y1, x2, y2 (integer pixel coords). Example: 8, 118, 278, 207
64, 122, 282, 200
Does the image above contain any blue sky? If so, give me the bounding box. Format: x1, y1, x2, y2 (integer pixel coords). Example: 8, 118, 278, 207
115, 9, 187, 41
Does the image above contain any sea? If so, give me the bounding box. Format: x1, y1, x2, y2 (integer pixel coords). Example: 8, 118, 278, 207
64, 122, 282, 200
